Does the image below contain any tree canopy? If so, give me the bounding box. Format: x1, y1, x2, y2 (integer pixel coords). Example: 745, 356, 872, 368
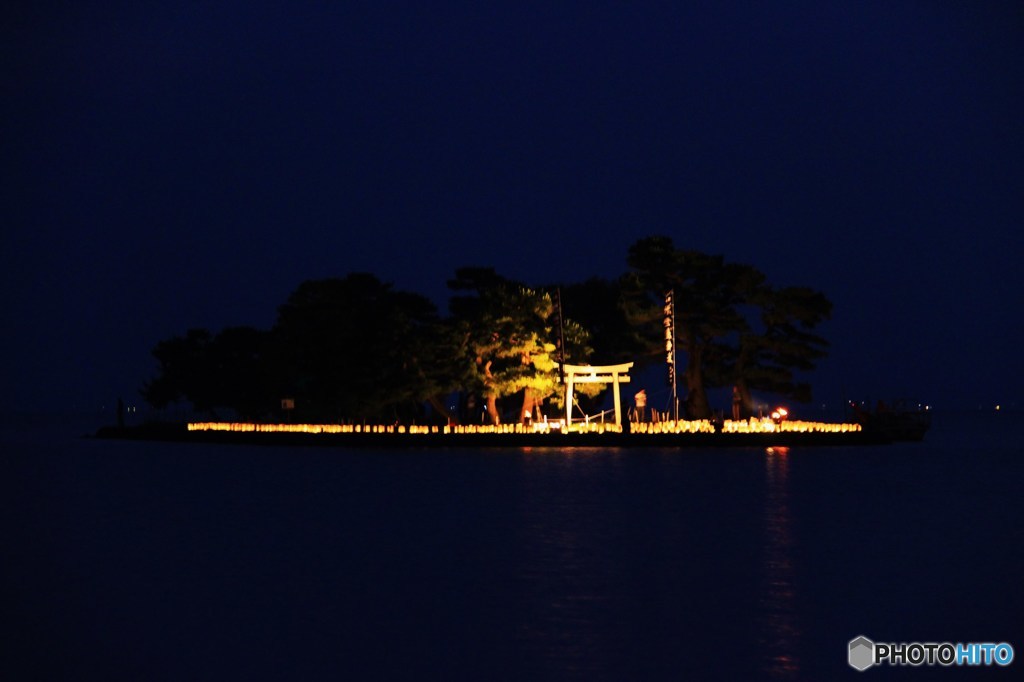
448, 267, 596, 424
626, 236, 831, 417
270, 273, 455, 422
141, 237, 832, 423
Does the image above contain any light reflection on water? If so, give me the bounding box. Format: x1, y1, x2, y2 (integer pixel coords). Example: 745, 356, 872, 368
6, 421, 1022, 680
760, 447, 801, 679
512, 448, 625, 679
491, 446, 815, 679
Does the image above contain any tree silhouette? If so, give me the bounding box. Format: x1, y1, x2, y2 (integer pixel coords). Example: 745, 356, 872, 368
141, 326, 273, 418
558, 276, 646, 365
718, 285, 832, 415
271, 273, 452, 422
141, 328, 215, 413
140, 238, 832, 423
626, 236, 830, 418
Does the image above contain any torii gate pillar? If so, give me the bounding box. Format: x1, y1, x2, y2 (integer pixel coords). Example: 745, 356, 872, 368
561, 362, 634, 429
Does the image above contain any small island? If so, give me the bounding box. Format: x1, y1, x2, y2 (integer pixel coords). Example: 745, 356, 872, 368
108, 236, 902, 447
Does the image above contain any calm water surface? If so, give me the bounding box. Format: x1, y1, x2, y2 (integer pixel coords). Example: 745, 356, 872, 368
3, 412, 1022, 680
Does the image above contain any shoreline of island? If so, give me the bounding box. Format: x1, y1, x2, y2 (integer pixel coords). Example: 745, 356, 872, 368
93, 420, 892, 448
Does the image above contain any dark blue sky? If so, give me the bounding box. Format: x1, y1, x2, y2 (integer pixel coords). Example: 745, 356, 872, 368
3, 1, 1022, 414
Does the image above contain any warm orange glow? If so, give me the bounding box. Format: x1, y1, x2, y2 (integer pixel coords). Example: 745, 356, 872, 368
186, 418, 860, 436
723, 418, 860, 434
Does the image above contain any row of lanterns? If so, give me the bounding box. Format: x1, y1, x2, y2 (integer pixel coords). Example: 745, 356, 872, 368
188, 419, 860, 436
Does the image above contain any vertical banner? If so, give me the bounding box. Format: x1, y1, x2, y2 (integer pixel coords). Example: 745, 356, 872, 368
664, 289, 675, 386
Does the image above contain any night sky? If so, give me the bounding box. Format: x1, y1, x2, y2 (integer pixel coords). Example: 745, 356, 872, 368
4, 1, 1022, 415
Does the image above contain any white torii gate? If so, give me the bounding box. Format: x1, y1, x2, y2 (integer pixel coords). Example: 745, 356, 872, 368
561, 362, 634, 428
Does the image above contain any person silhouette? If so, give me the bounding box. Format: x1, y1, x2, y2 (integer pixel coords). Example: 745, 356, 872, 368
635, 389, 647, 423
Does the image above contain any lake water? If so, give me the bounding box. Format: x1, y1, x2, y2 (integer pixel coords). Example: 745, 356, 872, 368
3, 411, 1022, 680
